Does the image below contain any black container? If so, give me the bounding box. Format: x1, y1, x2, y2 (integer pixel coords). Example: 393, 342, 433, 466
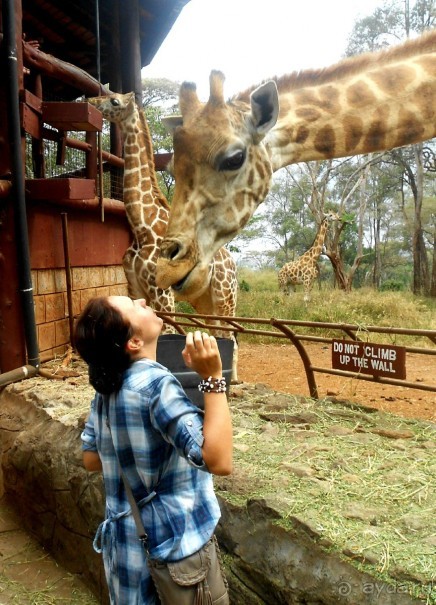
156, 334, 234, 407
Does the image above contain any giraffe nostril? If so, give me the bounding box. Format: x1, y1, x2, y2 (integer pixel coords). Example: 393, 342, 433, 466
170, 246, 179, 260
164, 242, 182, 261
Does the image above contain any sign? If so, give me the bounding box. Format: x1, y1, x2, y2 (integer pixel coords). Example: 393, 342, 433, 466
332, 340, 406, 379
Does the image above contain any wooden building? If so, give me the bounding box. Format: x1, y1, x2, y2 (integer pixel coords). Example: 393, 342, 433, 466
0, 0, 189, 374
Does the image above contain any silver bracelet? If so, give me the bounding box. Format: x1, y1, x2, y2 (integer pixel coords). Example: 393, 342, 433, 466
198, 376, 226, 393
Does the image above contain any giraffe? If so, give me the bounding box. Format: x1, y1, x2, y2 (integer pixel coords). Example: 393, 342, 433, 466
154, 30, 436, 293
278, 212, 339, 302
87, 92, 239, 379
88, 92, 175, 333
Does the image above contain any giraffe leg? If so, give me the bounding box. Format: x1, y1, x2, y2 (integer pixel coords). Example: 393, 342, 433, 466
184, 251, 240, 384
230, 337, 239, 383
285, 283, 295, 296
282, 279, 292, 296
303, 279, 313, 304
207, 327, 239, 383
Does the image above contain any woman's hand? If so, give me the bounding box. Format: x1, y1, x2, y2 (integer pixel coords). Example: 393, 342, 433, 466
182, 331, 223, 379
183, 331, 232, 476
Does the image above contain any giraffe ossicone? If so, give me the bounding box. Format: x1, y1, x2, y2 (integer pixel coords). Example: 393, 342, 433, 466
87, 91, 239, 379
155, 30, 436, 293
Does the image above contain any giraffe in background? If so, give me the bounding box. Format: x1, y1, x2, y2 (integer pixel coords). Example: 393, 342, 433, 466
87, 92, 239, 379
278, 212, 339, 302
154, 30, 436, 292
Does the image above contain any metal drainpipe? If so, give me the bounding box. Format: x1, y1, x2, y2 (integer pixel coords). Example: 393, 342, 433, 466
0, 365, 39, 388
2, 0, 40, 374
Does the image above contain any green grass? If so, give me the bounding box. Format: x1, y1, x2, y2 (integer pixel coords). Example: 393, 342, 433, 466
235, 269, 436, 347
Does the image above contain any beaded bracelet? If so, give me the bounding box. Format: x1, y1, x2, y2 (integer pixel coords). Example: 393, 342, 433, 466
198, 376, 227, 393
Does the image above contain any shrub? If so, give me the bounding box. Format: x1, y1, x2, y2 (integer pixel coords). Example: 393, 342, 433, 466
380, 279, 407, 292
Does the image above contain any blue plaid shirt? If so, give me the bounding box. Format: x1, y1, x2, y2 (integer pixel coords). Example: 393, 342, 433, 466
81, 358, 221, 605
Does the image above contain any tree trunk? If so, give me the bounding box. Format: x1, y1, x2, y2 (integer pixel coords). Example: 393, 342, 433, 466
326, 251, 352, 291
372, 213, 381, 289
411, 145, 430, 294
431, 217, 436, 297
327, 158, 371, 291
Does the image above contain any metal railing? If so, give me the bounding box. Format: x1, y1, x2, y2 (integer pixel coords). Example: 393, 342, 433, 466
156, 310, 436, 399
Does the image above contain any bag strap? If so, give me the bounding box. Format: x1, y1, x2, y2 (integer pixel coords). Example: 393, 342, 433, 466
118, 465, 149, 550
102, 397, 151, 550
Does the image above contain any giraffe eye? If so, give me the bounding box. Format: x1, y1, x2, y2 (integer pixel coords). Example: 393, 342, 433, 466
218, 149, 246, 172
111, 98, 121, 107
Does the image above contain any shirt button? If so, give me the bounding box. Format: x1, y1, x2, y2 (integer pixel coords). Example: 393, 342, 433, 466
187, 420, 193, 426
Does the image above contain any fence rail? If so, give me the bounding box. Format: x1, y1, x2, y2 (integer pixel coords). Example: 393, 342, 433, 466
156, 310, 436, 399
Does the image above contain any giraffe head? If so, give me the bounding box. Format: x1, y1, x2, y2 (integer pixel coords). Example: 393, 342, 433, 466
155, 71, 279, 291
87, 91, 137, 122
322, 211, 340, 224
311, 210, 340, 253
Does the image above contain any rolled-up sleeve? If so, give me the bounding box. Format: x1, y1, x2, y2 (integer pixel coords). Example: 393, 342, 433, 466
81, 395, 98, 452
181, 412, 205, 468
150, 375, 206, 469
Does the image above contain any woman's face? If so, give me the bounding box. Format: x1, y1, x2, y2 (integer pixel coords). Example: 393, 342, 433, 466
108, 297, 163, 344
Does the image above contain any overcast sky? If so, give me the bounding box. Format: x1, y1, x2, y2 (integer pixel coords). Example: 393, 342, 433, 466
143, 0, 383, 99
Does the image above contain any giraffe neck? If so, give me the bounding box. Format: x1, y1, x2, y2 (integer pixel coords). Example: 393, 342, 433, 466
239, 30, 436, 169
301, 219, 328, 261
137, 110, 170, 210
118, 106, 169, 243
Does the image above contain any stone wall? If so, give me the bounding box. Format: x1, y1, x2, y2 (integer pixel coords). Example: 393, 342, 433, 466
0, 381, 428, 605
0, 385, 109, 603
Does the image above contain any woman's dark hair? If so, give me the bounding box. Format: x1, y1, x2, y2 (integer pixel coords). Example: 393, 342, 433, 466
74, 297, 133, 394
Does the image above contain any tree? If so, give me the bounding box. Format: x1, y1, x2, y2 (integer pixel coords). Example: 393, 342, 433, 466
389, 143, 436, 294
346, 2, 405, 55
430, 212, 436, 296
141, 77, 179, 200
346, 0, 436, 295
141, 78, 179, 108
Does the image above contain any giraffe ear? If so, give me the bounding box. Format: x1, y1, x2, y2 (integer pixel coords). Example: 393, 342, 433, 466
249, 80, 279, 135
162, 115, 183, 133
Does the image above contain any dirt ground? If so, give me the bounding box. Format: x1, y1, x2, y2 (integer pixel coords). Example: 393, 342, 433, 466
237, 341, 435, 422
0, 496, 98, 604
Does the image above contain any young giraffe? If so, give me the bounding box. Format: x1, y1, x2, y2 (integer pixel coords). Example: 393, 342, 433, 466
87, 92, 239, 378
155, 30, 436, 292
278, 212, 339, 302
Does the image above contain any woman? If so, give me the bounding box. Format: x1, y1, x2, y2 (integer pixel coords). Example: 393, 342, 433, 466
74, 296, 232, 604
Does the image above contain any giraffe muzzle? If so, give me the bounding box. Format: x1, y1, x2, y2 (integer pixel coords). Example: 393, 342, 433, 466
156, 240, 198, 290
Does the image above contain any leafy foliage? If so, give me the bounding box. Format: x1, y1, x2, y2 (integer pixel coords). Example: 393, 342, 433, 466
142, 77, 179, 200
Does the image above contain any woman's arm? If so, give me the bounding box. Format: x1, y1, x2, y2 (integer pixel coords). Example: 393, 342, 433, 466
81, 396, 102, 472
201, 391, 233, 475
83, 450, 102, 472
182, 331, 233, 476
